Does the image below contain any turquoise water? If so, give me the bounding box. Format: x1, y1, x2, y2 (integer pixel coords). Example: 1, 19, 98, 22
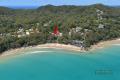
0, 46, 120, 80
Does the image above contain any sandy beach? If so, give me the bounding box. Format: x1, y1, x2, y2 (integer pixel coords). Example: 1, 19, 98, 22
0, 38, 120, 57
0, 43, 85, 57
90, 38, 120, 51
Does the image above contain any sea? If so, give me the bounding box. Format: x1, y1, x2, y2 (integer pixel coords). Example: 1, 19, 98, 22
0, 45, 120, 80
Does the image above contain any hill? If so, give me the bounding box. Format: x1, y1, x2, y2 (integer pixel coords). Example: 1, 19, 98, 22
0, 4, 120, 53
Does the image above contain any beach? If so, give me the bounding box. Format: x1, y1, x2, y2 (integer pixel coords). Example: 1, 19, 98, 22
90, 38, 120, 51
0, 43, 85, 57
0, 38, 120, 57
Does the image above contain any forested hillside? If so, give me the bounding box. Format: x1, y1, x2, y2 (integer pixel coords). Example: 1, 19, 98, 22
0, 4, 120, 53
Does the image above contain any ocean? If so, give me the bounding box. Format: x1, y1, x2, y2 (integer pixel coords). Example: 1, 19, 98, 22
0, 46, 120, 80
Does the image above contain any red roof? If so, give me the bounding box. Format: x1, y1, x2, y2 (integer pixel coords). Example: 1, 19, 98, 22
53, 25, 59, 35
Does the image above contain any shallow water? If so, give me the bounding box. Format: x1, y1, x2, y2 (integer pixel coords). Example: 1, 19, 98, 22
0, 46, 120, 80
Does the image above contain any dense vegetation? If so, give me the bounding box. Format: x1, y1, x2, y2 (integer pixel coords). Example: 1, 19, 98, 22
0, 4, 120, 53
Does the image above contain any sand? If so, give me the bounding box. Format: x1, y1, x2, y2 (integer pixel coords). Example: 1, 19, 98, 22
90, 38, 120, 51
1, 38, 120, 57
0, 43, 85, 57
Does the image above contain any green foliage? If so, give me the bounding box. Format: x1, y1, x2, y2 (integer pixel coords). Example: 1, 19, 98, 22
0, 4, 120, 53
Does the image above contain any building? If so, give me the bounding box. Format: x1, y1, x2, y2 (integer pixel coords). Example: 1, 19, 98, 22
25, 30, 30, 35
98, 24, 104, 29
52, 25, 62, 37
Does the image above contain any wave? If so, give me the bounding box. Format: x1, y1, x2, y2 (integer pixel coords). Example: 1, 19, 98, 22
23, 51, 53, 55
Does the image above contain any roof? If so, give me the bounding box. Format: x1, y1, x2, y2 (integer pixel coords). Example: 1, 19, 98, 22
53, 25, 59, 35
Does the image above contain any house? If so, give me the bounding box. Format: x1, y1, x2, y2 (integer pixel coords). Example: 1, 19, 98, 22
17, 28, 26, 38
69, 27, 82, 35
16, 28, 40, 38
96, 9, 104, 20
76, 27, 82, 32
69, 31, 72, 36
17, 34, 26, 38
43, 23, 49, 27
52, 25, 59, 36
28, 28, 34, 34
84, 29, 89, 32
18, 28, 24, 33
35, 28, 40, 33
25, 30, 30, 35
52, 25, 62, 37
98, 24, 104, 29
96, 9, 104, 15
59, 33, 63, 37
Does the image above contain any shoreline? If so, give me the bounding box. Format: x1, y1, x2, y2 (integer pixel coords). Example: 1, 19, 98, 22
0, 38, 120, 57
0, 43, 85, 57
90, 38, 120, 51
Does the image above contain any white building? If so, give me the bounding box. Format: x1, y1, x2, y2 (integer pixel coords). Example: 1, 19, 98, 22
26, 30, 30, 35
98, 24, 104, 29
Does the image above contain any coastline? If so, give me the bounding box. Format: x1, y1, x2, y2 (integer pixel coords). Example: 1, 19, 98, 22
90, 38, 120, 51
0, 43, 85, 57
0, 38, 120, 57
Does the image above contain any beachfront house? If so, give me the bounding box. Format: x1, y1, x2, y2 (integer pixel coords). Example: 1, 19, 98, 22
52, 25, 62, 37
